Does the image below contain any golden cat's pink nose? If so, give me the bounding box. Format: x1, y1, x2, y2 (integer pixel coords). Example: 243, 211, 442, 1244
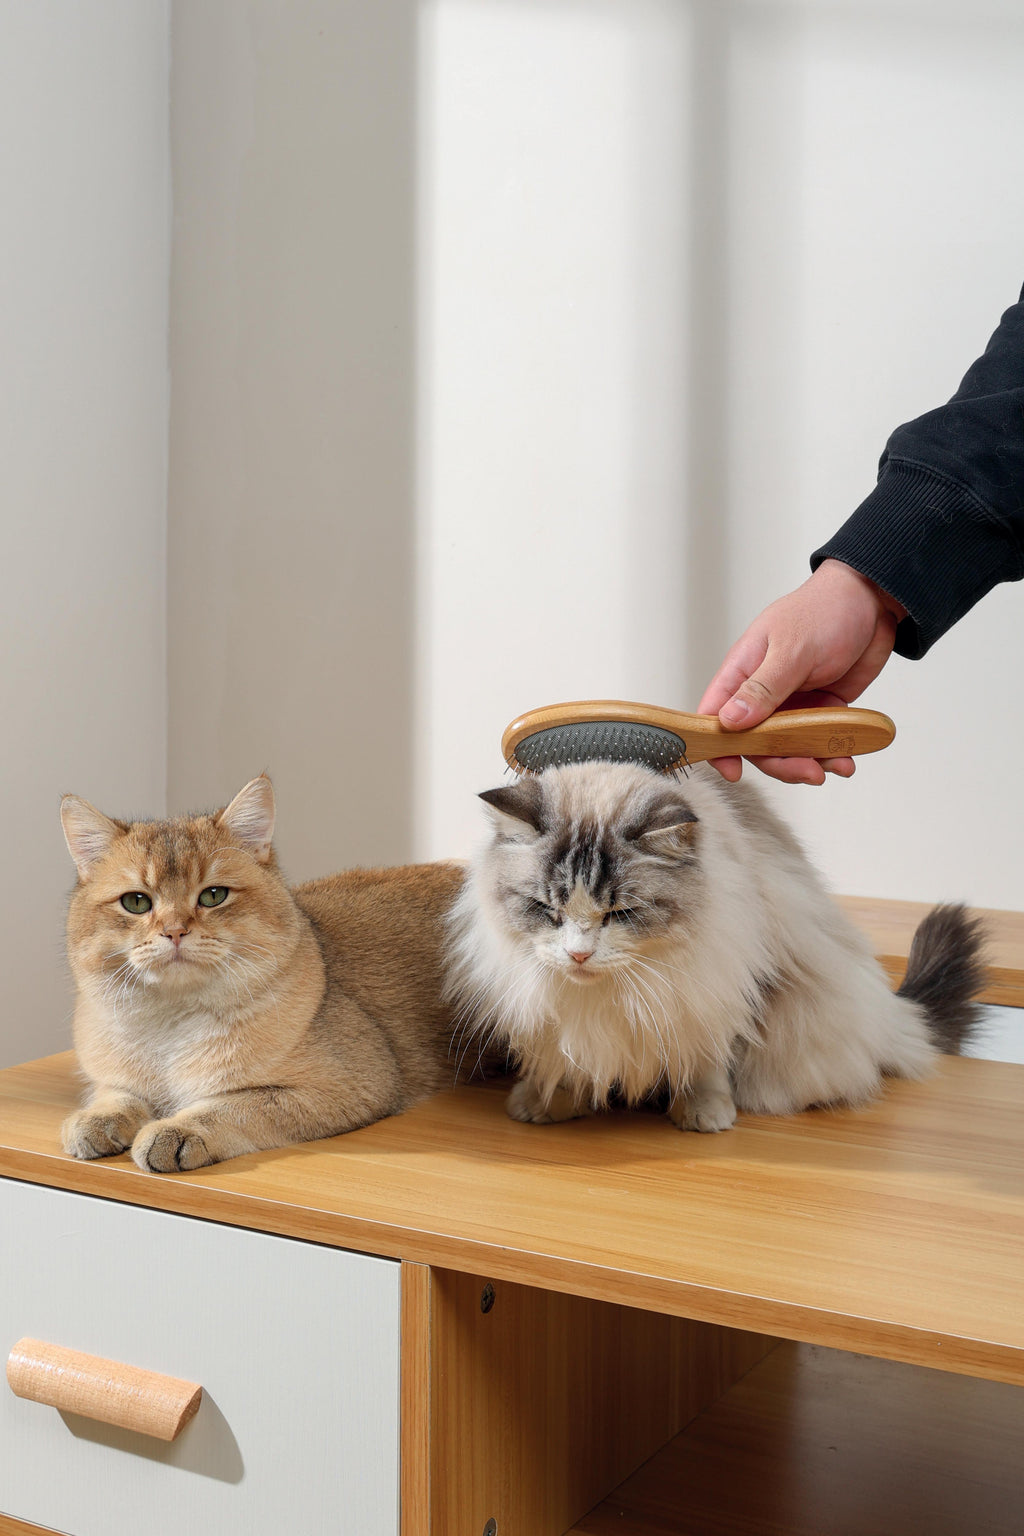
163, 922, 190, 948
568, 950, 592, 965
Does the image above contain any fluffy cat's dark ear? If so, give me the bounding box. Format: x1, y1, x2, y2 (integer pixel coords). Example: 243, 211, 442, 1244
61, 796, 126, 879
217, 775, 276, 863
479, 779, 545, 841
631, 798, 698, 861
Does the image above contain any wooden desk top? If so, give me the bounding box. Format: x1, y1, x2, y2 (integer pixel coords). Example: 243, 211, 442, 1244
836, 895, 1024, 1006
2, 1050, 1023, 1389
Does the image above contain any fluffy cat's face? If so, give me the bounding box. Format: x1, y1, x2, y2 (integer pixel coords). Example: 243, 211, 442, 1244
62, 776, 295, 1010
479, 762, 702, 982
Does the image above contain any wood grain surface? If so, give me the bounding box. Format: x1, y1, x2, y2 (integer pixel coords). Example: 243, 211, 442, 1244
2, 1048, 1024, 1386
422, 1268, 773, 1536
6, 1338, 201, 1441
573, 1340, 1024, 1535
400, 1262, 432, 1536
837, 894, 1024, 1006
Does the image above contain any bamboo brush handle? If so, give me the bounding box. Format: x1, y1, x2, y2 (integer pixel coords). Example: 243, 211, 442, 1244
679, 706, 895, 764
502, 700, 895, 768
7, 1337, 203, 1442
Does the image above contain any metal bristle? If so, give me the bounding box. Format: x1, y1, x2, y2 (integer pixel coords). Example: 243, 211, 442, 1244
513, 722, 687, 775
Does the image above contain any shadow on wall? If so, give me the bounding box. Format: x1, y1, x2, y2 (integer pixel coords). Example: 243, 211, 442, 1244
168, 1, 420, 878
165, 0, 764, 873
168, 0, 747, 876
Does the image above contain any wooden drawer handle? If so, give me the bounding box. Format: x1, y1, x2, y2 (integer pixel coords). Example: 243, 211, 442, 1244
6, 1337, 202, 1442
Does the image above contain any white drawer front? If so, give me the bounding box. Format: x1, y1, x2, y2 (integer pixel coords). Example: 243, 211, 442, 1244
0, 1179, 399, 1536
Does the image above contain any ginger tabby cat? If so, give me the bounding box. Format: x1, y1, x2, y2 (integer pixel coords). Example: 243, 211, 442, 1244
61, 775, 466, 1172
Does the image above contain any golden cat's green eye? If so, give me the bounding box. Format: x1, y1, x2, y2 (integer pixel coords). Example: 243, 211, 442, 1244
198, 886, 229, 908
120, 892, 152, 914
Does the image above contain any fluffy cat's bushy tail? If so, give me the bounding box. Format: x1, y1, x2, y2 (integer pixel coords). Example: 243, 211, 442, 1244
897, 904, 987, 1055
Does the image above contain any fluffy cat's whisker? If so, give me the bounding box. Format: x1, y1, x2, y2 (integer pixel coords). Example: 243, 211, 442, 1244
615, 975, 653, 1081
453, 1015, 509, 1085
629, 951, 735, 1049
448, 958, 540, 1077
631, 965, 726, 1071
619, 973, 671, 1080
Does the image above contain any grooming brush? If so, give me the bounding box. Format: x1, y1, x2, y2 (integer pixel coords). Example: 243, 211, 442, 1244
502, 700, 895, 776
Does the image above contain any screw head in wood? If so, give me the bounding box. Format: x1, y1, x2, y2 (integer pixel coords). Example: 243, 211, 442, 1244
480, 1282, 496, 1314
482, 1521, 497, 1536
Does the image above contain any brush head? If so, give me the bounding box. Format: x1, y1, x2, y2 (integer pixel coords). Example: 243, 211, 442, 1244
509, 721, 687, 775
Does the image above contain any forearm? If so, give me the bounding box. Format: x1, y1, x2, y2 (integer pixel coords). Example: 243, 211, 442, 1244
812, 286, 1024, 656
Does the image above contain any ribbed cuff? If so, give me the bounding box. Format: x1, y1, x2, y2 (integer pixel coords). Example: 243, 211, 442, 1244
810, 460, 1024, 659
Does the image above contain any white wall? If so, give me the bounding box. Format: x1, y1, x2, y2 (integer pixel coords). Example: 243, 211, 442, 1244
723, 0, 1024, 909
415, 0, 1024, 918
167, 0, 419, 881
415, 0, 697, 856
0, 2, 170, 1067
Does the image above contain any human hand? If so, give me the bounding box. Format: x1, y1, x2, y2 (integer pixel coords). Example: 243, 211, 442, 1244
697, 559, 906, 784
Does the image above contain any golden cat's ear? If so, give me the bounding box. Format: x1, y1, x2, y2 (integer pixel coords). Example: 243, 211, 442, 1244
217, 775, 276, 863
61, 795, 124, 879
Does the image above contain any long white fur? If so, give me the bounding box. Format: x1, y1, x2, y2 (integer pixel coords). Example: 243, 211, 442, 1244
445, 762, 935, 1127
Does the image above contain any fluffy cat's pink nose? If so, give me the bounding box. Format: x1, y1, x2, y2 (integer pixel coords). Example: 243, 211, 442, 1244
568, 950, 592, 965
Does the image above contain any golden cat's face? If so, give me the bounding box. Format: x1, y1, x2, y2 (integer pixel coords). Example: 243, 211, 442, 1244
62, 777, 296, 1006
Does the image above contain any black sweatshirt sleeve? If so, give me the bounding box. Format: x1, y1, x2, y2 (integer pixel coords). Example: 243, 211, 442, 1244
810, 284, 1024, 658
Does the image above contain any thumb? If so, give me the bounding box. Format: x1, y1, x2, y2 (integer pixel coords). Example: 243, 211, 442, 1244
718, 652, 802, 730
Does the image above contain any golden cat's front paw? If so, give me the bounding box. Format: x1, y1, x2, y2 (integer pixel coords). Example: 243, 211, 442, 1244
132, 1120, 215, 1173
62, 1108, 143, 1160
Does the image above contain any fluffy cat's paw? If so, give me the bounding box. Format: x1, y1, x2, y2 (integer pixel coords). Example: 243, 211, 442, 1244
132, 1120, 215, 1173
506, 1079, 586, 1125
62, 1108, 143, 1160
668, 1089, 737, 1134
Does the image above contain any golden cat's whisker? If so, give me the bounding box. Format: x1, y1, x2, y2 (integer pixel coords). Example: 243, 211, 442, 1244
100, 960, 135, 1005
218, 958, 257, 1015
230, 940, 277, 963
218, 953, 278, 1025
105, 958, 144, 1016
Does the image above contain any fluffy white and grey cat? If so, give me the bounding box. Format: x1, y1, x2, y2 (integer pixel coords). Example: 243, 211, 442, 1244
445, 761, 983, 1131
